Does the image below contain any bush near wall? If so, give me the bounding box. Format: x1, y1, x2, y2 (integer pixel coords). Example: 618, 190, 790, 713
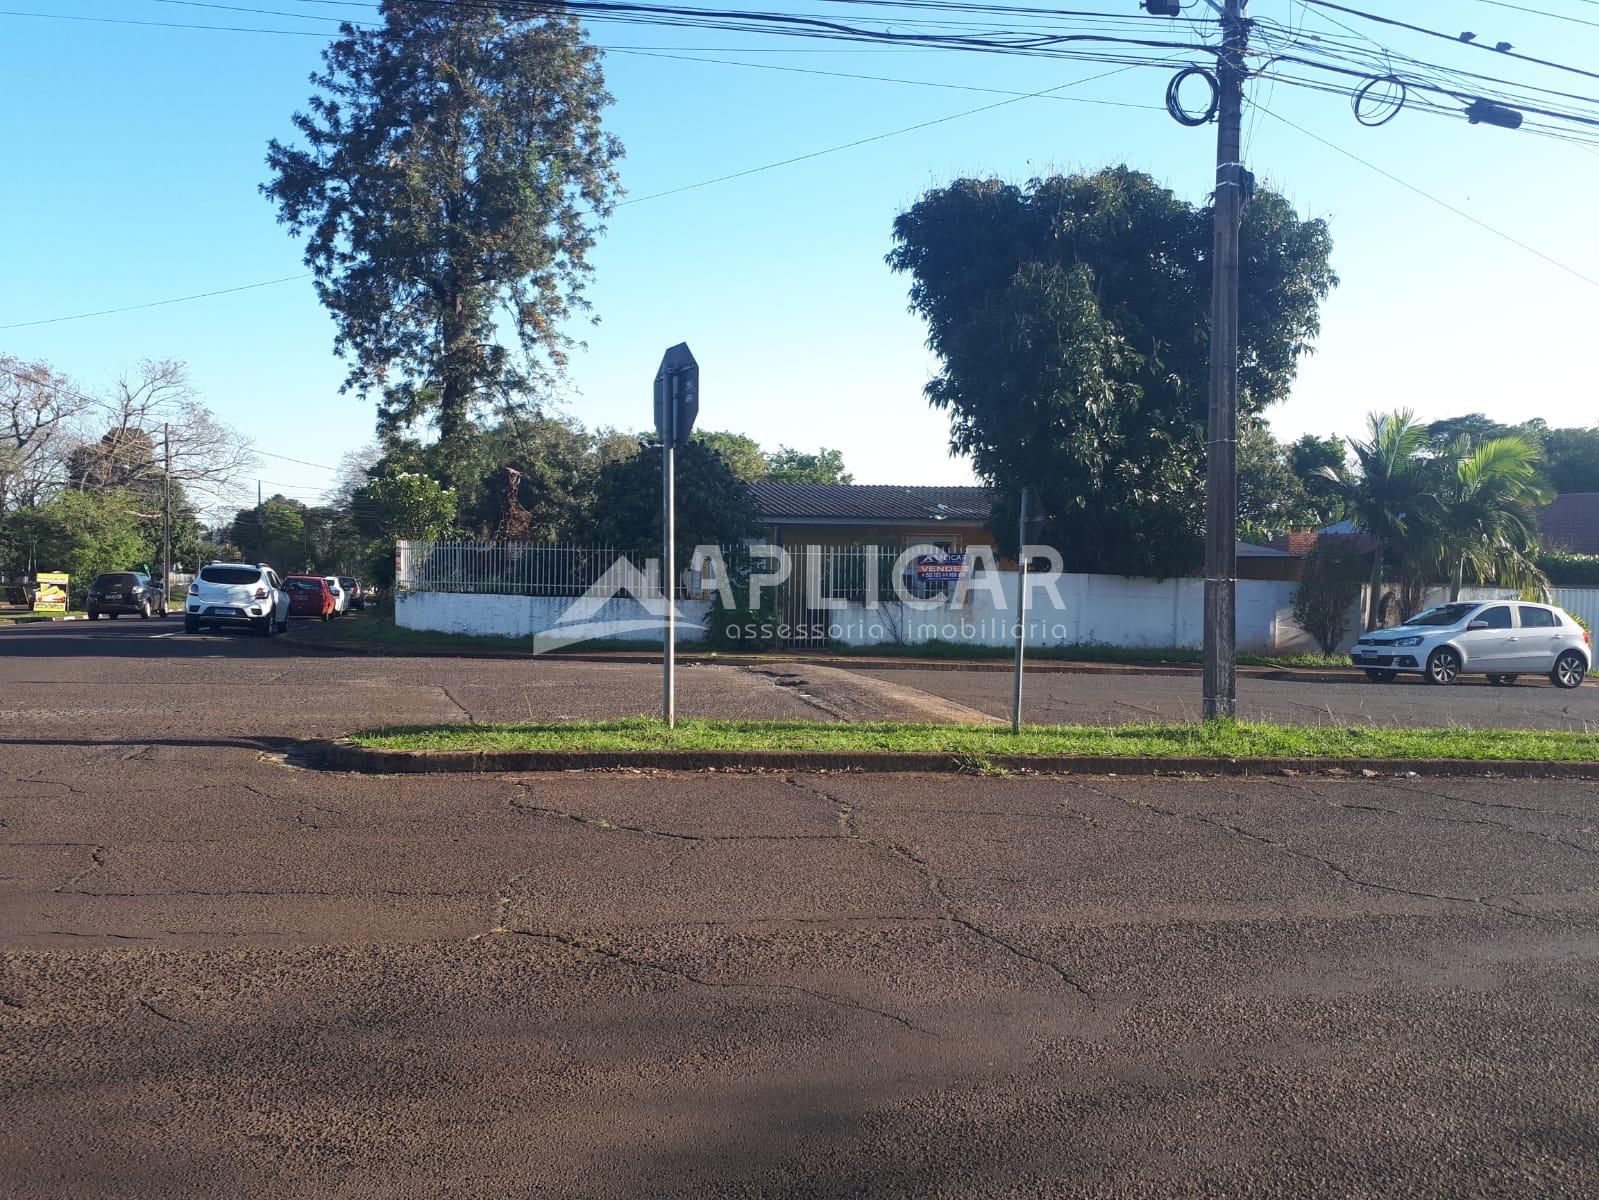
1539, 551, 1599, 586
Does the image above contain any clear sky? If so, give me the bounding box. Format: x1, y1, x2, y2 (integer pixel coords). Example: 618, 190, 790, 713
3, 0, 1596, 516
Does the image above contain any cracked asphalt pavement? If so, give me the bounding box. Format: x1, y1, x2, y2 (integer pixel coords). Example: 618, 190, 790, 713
4, 620, 1599, 1197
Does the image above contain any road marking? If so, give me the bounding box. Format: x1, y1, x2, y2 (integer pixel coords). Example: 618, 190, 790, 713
150, 631, 181, 639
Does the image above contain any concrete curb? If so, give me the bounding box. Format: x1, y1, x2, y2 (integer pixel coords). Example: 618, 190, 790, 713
318, 740, 1599, 779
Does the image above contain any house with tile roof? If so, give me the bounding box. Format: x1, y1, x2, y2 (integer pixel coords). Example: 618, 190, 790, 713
1537, 492, 1599, 555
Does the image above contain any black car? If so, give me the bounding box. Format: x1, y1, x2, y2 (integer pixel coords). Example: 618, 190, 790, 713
86, 572, 167, 620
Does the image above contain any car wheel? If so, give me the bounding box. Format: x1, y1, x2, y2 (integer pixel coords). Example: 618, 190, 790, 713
184, 615, 199, 634
1486, 674, 1520, 686
1425, 646, 1461, 685
88, 610, 100, 621
1364, 669, 1396, 683
256, 614, 275, 638
109, 611, 119, 620
1552, 651, 1588, 690
139, 600, 151, 619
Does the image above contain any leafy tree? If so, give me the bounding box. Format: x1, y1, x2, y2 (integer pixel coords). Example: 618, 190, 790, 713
1542, 425, 1599, 494
229, 496, 310, 570
264, 3, 624, 485
6, 490, 153, 601
765, 446, 853, 484
1425, 413, 1516, 448
1288, 433, 1348, 526
354, 472, 458, 544
1317, 410, 1431, 630
1237, 422, 1317, 543
889, 167, 1335, 575
1290, 540, 1364, 655
696, 432, 768, 483
1421, 435, 1552, 600
585, 438, 758, 561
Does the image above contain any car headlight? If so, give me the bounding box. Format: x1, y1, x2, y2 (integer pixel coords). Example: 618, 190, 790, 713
1393, 635, 1424, 647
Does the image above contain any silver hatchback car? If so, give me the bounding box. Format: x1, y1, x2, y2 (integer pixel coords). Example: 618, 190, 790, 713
1351, 600, 1591, 688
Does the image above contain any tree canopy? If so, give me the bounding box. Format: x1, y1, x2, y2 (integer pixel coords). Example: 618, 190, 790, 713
264, 3, 623, 484
889, 166, 1335, 575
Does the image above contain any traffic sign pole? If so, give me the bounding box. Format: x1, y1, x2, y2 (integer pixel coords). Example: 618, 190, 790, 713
1011, 488, 1030, 735
662, 369, 677, 729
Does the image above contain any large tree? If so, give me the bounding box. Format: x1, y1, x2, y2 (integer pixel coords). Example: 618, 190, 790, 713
585, 438, 758, 561
889, 167, 1335, 575
264, 2, 624, 484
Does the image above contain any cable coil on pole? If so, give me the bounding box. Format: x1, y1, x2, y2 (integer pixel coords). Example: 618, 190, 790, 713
1352, 73, 1407, 126
1166, 64, 1220, 126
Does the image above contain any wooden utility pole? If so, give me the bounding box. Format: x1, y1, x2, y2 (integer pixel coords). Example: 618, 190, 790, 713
1202, 0, 1249, 721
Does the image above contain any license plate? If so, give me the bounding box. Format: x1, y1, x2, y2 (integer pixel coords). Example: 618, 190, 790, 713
209, 606, 241, 616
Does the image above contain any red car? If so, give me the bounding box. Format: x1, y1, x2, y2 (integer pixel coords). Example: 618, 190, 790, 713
284, 575, 337, 620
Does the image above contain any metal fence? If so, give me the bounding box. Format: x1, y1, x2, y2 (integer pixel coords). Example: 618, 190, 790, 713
396, 542, 633, 597
395, 540, 968, 608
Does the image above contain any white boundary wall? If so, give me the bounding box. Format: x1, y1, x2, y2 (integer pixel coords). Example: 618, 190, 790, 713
813, 572, 1311, 654
395, 574, 1599, 653
397, 591, 713, 642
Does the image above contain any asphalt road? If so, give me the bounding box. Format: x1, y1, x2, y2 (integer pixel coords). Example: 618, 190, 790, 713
4, 618, 1599, 1197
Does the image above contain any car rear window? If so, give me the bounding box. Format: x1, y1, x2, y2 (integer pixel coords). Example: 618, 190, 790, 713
93, 573, 140, 586
199, 566, 262, 585
288, 579, 322, 591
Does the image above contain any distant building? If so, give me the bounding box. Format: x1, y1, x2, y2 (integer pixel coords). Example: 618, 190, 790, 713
746, 482, 1297, 577
1537, 492, 1599, 555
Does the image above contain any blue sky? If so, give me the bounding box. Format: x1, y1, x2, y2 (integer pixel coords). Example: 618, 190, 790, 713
3, 0, 1596, 515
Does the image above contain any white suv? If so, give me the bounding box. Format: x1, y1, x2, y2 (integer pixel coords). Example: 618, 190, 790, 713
185, 563, 291, 637
1352, 600, 1591, 688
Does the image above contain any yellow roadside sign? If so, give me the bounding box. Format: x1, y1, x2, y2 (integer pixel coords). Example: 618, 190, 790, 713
34, 572, 68, 613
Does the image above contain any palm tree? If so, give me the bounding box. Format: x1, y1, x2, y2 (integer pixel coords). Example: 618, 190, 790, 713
1421, 435, 1553, 601
1320, 410, 1430, 630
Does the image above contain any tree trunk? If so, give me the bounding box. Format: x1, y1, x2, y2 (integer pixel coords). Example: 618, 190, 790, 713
1450, 555, 1465, 602
1366, 543, 1385, 630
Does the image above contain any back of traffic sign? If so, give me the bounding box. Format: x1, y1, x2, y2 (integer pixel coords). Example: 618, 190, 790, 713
653, 342, 699, 446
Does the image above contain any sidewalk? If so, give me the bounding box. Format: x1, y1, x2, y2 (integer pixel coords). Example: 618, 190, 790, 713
287, 616, 1363, 683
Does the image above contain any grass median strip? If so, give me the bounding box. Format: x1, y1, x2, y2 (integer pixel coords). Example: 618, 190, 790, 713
350, 718, 1599, 762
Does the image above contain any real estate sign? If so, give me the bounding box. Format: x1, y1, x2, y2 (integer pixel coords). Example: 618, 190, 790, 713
34, 572, 68, 613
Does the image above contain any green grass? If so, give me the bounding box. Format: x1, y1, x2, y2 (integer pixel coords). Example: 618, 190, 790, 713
350, 717, 1599, 763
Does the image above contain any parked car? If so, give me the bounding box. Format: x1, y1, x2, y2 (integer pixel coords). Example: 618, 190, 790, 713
1352, 600, 1591, 688
86, 571, 166, 620
185, 563, 290, 636
284, 575, 338, 621
337, 576, 364, 611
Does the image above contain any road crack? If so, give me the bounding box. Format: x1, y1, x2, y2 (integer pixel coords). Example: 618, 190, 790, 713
504, 928, 925, 1033
787, 777, 1096, 1005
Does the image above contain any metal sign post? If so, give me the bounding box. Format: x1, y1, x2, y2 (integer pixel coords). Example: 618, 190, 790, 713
1011, 486, 1045, 734
653, 343, 699, 730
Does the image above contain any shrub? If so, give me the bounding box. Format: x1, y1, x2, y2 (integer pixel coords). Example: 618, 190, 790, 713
1539, 550, 1599, 587
1291, 541, 1364, 654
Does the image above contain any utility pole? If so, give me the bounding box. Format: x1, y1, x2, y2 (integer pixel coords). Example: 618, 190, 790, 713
1202, 0, 1249, 721
161, 422, 172, 598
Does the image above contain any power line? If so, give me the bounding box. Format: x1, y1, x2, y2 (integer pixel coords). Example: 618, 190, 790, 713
1300, 0, 1599, 87
0, 274, 312, 331
1255, 104, 1599, 290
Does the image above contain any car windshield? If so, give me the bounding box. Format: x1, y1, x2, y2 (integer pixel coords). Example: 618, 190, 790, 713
338, 578, 355, 587
93, 573, 139, 587
1402, 603, 1478, 627
199, 566, 262, 585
